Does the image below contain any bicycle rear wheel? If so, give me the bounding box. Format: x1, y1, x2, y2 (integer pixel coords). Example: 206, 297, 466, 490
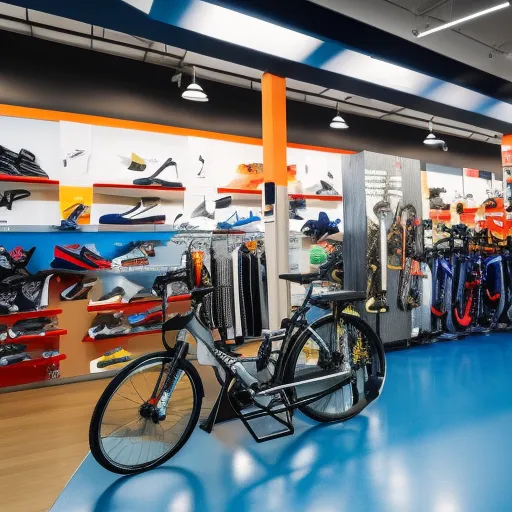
285, 313, 385, 422
89, 351, 203, 474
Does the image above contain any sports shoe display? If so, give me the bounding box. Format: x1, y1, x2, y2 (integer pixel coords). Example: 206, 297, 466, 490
58, 203, 90, 231
88, 312, 130, 339
42, 350, 60, 359
226, 163, 264, 190
8, 317, 56, 338
99, 198, 166, 225
0, 343, 27, 357
0, 189, 31, 210
89, 277, 143, 306
60, 277, 97, 301
301, 212, 341, 242
52, 244, 112, 271
0, 352, 31, 366
0, 145, 49, 178
96, 347, 132, 368
128, 305, 162, 326
111, 243, 153, 267
132, 157, 182, 187
217, 211, 262, 231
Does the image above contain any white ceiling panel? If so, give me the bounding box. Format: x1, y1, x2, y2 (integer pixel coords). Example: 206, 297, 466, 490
384, 115, 430, 129
0, 2, 26, 19
469, 133, 491, 142
319, 88, 351, 101
251, 81, 262, 91
184, 52, 262, 79
0, 17, 30, 35
337, 102, 384, 118
32, 27, 90, 49
348, 96, 401, 112
433, 115, 501, 137
28, 10, 91, 35
92, 40, 146, 60
399, 108, 432, 120
286, 90, 307, 101
144, 52, 181, 67
286, 78, 327, 94
305, 94, 337, 108
436, 126, 473, 138
196, 68, 252, 89
102, 28, 151, 47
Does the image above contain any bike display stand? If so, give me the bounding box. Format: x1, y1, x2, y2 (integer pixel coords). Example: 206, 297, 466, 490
200, 379, 237, 433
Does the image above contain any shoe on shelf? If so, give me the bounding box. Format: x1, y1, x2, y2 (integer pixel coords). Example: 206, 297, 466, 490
58, 203, 90, 231
301, 212, 341, 241
88, 312, 130, 339
8, 317, 56, 338
89, 276, 144, 306
61, 276, 97, 301
217, 211, 262, 231
0, 145, 49, 178
97, 347, 132, 368
0, 189, 31, 210
128, 305, 162, 326
99, 198, 166, 225
112, 243, 153, 267
52, 244, 111, 271
0, 352, 31, 366
133, 157, 183, 188
0, 343, 27, 357
42, 350, 60, 359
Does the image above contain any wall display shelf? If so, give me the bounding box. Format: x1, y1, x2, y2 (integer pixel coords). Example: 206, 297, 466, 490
289, 194, 343, 202
93, 183, 186, 201
82, 327, 161, 343
0, 353, 66, 370
87, 293, 191, 313
11, 329, 68, 342
0, 308, 62, 323
217, 188, 262, 203
0, 175, 60, 192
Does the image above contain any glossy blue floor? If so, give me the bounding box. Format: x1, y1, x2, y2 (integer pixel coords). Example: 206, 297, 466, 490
52, 334, 512, 512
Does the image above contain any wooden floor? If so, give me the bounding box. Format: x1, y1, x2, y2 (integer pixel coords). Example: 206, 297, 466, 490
0, 341, 260, 512
0, 379, 109, 512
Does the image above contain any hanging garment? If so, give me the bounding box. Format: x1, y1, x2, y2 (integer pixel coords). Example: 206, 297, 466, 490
239, 244, 262, 337
231, 246, 244, 340
256, 247, 269, 330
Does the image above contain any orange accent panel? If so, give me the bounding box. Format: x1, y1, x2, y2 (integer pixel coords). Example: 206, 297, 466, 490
0, 104, 262, 147
261, 74, 288, 187
0, 104, 355, 155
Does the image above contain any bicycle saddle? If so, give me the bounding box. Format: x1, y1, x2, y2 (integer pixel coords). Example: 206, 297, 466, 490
310, 290, 366, 303
279, 272, 319, 285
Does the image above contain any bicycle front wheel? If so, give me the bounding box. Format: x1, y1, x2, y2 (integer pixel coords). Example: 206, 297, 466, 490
285, 313, 385, 422
89, 351, 203, 474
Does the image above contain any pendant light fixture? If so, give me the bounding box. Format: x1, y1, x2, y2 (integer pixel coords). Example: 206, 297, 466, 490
330, 103, 348, 129
182, 67, 208, 102
423, 121, 448, 151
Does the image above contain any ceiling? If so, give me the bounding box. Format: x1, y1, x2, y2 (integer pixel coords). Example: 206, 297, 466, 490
310, 0, 512, 82
0, 1, 502, 144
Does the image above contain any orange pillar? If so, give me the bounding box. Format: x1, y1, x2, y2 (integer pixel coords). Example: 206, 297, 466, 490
502, 134, 512, 209
261, 73, 290, 327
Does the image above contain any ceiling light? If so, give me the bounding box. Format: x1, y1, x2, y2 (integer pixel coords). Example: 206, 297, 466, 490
330, 103, 348, 129
415, 2, 510, 38
423, 122, 448, 151
182, 67, 208, 102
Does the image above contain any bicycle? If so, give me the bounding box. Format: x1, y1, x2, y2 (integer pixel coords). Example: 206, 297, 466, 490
89, 249, 386, 474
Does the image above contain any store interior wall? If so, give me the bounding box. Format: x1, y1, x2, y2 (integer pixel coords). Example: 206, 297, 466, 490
0, 30, 502, 175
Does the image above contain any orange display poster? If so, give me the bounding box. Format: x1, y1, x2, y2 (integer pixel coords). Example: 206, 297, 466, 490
501, 135, 512, 167
59, 186, 92, 224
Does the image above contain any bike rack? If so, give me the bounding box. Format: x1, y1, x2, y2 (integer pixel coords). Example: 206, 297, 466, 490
233, 390, 295, 443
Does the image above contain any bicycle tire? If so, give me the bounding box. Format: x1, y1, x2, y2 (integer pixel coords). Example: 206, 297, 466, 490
284, 313, 385, 423
89, 351, 203, 474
